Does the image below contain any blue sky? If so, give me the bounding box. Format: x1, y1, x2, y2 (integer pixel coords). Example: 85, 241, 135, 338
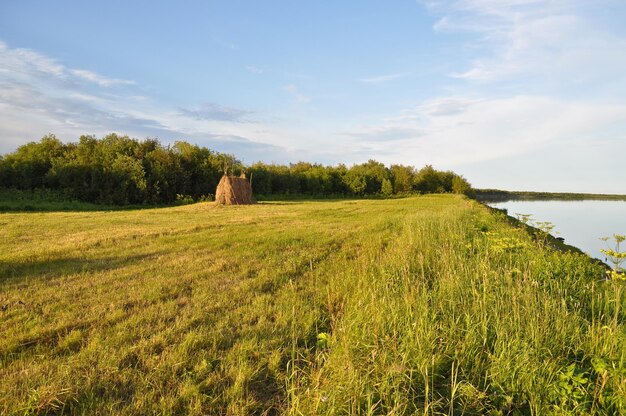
1, 0, 625, 192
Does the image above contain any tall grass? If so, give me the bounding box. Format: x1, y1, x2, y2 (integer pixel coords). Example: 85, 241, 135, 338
1, 196, 624, 414
291, 199, 625, 415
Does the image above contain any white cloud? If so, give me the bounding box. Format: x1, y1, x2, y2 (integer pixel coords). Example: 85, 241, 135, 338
283, 84, 311, 103
359, 73, 406, 83
70, 69, 135, 87
0, 41, 300, 162
245, 65, 263, 74
417, 97, 483, 117
343, 126, 424, 142
178, 102, 254, 122
0, 40, 64, 78
396, 0, 626, 191
0, 41, 135, 88
422, 0, 626, 90
341, 95, 626, 169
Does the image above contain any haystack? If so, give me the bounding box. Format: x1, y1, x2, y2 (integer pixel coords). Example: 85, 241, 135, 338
215, 173, 254, 205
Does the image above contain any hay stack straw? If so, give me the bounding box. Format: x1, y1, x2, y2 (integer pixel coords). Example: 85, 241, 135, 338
215, 173, 254, 205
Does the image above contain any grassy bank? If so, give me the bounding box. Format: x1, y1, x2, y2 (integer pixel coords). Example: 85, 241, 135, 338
1, 196, 625, 414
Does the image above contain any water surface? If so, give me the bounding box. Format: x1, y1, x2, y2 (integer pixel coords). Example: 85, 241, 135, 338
487, 200, 626, 262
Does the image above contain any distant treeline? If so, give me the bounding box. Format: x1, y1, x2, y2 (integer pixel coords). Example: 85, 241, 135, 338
475, 189, 626, 202
0, 134, 472, 205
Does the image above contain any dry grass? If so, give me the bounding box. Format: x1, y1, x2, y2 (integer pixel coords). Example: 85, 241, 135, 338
215, 175, 253, 205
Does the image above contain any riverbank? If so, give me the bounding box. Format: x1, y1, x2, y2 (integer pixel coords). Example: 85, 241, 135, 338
475, 188, 626, 202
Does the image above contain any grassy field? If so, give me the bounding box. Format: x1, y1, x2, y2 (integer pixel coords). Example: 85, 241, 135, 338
1, 195, 625, 415
0, 189, 123, 212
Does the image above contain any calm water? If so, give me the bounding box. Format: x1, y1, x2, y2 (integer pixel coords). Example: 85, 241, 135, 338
487, 200, 626, 262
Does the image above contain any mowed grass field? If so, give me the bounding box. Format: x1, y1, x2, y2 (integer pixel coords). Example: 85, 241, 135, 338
1, 195, 625, 415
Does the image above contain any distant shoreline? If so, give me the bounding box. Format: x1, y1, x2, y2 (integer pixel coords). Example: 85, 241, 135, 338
475, 189, 626, 202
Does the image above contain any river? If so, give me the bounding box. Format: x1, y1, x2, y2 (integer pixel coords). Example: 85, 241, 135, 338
486, 200, 626, 263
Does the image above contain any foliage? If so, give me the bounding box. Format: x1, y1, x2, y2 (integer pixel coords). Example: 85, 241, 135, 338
0, 134, 473, 205
381, 178, 393, 197
413, 164, 472, 195
600, 234, 626, 277
0, 134, 233, 205
389, 164, 415, 193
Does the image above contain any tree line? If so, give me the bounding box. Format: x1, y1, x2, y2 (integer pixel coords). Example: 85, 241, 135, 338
0, 134, 473, 205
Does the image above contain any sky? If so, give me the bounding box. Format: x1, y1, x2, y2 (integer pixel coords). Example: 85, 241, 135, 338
0, 0, 625, 193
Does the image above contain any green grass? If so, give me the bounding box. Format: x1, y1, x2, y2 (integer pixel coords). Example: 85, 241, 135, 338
0, 189, 123, 212
1, 195, 625, 415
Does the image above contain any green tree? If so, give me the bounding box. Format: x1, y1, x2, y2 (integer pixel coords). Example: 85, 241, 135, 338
390, 164, 415, 194
2, 135, 65, 189
381, 178, 393, 196
0, 134, 474, 203
347, 160, 390, 195
451, 175, 472, 196
413, 165, 441, 193
346, 174, 367, 195
108, 154, 147, 204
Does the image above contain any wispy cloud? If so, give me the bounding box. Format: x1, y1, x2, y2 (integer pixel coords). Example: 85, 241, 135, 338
283, 84, 311, 103
70, 69, 135, 87
0, 40, 65, 78
359, 73, 406, 84
343, 126, 424, 142
422, 0, 626, 89
178, 102, 254, 123
0, 41, 298, 162
245, 65, 263, 74
341, 94, 626, 168
417, 97, 482, 117
0, 41, 135, 88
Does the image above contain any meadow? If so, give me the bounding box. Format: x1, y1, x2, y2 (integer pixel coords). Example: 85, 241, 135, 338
1, 195, 625, 415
